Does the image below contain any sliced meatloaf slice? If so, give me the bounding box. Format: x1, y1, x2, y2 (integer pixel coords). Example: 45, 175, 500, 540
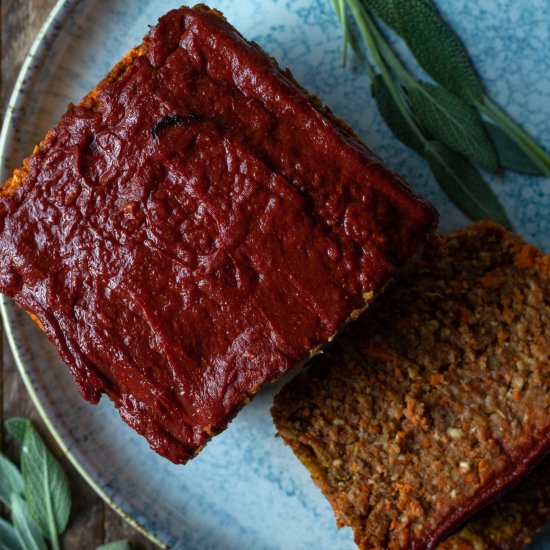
273, 221, 549, 549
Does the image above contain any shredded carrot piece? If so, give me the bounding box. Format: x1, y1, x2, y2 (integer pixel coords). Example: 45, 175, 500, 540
515, 244, 537, 269
479, 270, 499, 287
367, 343, 398, 363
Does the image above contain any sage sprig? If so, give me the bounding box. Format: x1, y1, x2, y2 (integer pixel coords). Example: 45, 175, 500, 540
7, 417, 71, 547
363, 0, 550, 176
1, 417, 130, 550
335, 0, 550, 229
5, 417, 70, 550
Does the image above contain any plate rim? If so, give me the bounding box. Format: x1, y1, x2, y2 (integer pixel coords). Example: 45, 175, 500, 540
0, 1, 164, 546
1, 1, 548, 548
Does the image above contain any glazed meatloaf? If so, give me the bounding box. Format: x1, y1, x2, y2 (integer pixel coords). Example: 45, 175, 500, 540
272, 221, 549, 549
0, 5, 436, 463
440, 455, 550, 550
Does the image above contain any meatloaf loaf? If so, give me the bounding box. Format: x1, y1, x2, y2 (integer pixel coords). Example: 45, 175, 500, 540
272, 221, 549, 549
0, 5, 437, 463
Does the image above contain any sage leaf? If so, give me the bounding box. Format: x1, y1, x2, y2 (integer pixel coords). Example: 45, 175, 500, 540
362, 0, 402, 32
0, 517, 23, 550
95, 541, 132, 550
409, 82, 498, 172
0, 453, 24, 506
425, 141, 513, 230
10, 494, 47, 550
485, 122, 546, 176
18, 420, 71, 541
391, 0, 483, 104
371, 75, 425, 156
5, 418, 28, 444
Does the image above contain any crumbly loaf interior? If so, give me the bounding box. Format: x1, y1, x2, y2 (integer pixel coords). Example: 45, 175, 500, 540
273, 221, 550, 550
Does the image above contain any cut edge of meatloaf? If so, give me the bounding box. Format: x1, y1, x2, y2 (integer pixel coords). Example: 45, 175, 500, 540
272, 221, 550, 550
0, 4, 437, 463
439, 455, 550, 550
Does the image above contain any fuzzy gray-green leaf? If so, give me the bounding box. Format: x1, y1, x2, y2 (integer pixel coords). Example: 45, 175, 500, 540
95, 541, 132, 550
20, 421, 71, 541
485, 122, 546, 176
362, 0, 401, 32
409, 82, 497, 171
0, 517, 23, 550
425, 141, 513, 229
5, 418, 29, 444
0, 453, 24, 506
371, 75, 425, 156
10, 494, 46, 550
391, 0, 483, 103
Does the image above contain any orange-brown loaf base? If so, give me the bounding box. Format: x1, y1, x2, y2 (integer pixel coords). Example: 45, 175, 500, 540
272, 221, 550, 550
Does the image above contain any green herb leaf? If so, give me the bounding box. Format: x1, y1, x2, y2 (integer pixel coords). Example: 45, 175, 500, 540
484, 122, 546, 176
390, 0, 483, 104
371, 75, 425, 156
0, 453, 24, 506
5, 418, 29, 444
95, 541, 132, 550
481, 96, 550, 176
0, 517, 23, 550
16, 419, 71, 543
10, 494, 47, 550
425, 141, 513, 229
409, 82, 498, 172
362, 0, 402, 32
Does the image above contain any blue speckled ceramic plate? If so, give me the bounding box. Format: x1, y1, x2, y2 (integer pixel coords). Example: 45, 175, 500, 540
1, 1, 549, 548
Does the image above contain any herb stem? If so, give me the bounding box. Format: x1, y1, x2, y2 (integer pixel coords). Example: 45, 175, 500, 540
362, 11, 416, 89
333, 0, 349, 66
480, 95, 550, 177
347, 0, 427, 147
336, 1, 377, 79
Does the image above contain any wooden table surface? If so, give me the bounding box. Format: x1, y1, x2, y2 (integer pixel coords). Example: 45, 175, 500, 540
1, 2, 157, 548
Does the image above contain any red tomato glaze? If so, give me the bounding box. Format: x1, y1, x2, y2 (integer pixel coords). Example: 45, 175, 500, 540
0, 7, 437, 462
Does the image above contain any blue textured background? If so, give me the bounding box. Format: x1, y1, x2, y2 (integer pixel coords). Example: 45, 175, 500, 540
1, 1, 549, 548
